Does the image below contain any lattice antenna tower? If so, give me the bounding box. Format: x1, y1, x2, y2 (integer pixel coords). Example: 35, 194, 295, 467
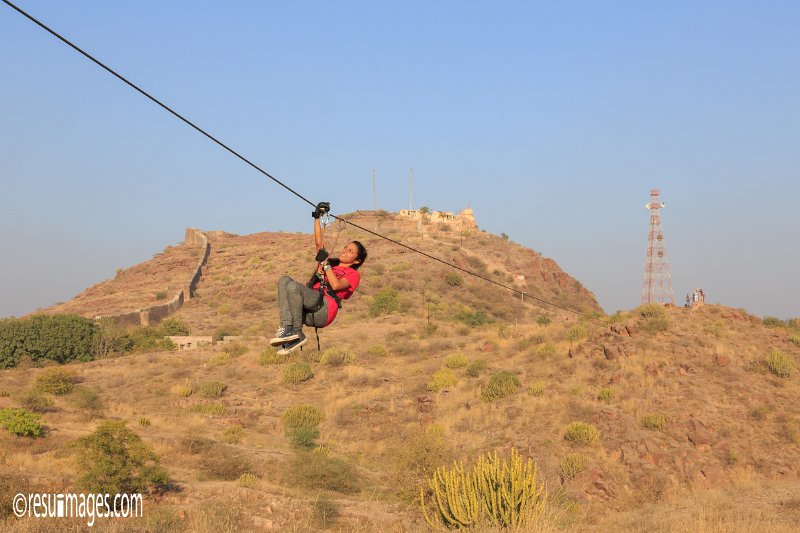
642, 189, 675, 305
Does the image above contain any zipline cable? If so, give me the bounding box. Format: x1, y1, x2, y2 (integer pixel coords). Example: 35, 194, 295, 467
331, 215, 598, 320
2, 0, 317, 210
4, 0, 600, 322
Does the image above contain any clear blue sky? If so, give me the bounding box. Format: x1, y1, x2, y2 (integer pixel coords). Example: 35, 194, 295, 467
1, 1, 798, 319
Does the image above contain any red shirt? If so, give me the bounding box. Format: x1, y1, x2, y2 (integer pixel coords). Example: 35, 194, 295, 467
312, 265, 360, 326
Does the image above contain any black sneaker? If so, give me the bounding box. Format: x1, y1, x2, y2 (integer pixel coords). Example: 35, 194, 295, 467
277, 330, 307, 355
270, 326, 299, 347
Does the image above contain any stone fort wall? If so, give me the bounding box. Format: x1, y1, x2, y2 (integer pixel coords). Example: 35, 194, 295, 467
95, 227, 210, 327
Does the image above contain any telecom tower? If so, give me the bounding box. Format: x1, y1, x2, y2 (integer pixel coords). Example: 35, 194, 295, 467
642, 189, 675, 305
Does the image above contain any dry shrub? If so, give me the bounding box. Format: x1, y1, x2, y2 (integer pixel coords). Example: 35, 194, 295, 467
528, 381, 546, 397
465, 359, 487, 378
319, 347, 356, 366
559, 452, 587, 481
637, 303, 666, 318
597, 387, 616, 401
238, 472, 261, 489
285, 451, 360, 494
259, 348, 288, 365
393, 425, 451, 502
198, 381, 227, 398
171, 379, 194, 397
642, 413, 667, 430
283, 362, 313, 384
199, 447, 252, 481
765, 350, 795, 378
15, 389, 54, 413
445, 353, 469, 369
565, 324, 587, 342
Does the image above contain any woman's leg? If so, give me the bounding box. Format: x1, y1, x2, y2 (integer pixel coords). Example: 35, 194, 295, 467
278, 275, 324, 329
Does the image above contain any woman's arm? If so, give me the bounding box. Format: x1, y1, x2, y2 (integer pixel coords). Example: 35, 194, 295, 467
322, 266, 351, 291
314, 217, 325, 251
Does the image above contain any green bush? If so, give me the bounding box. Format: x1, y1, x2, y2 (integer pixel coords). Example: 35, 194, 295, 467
157, 318, 189, 336
73, 420, 168, 493
559, 452, 587, 481
0, 408, 45, 437
0, 318, 27, 368
527, 381, 546, 397
445, 272, 462, 287
369, 287, 400, 317
536, 315, 551, 326
564, 422, 600, 446
25, 314, 97, 364
428, 369, 457, 392
197, 381, 227, 398
289, 426, 320, 449
764, 350, 795, 378
35, 368, 74, 395
445, 353, 469, 369
283, 362, 314, 385
641, 414, 667, 430
480, 371, 521, 402
122, 327, 176, 353
597, 387, 616, 401
282, 404, 325, 433
458, 309, 491, 327
565, 324, 588, 342
0, 315, 97, 367
465, 360, 487, 378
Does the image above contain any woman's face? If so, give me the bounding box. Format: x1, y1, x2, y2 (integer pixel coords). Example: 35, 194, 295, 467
338, 242, 361, 265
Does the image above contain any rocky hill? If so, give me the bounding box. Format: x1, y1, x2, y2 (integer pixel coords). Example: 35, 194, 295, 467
2, 212, 800, 532
42, 210, 602, 332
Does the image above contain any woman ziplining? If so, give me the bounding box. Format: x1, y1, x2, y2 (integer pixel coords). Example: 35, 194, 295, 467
269, 202, 368, 355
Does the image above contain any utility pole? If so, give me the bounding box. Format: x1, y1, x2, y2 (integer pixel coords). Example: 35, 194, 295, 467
409, 167, 413, 211
641, 189, 675, 305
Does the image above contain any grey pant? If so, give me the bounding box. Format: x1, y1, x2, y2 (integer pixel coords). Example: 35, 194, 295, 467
277, 275, 329, 329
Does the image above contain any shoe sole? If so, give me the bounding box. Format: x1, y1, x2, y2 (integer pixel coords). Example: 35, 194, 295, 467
277, 337, 307, 356
270, 334, 299, 347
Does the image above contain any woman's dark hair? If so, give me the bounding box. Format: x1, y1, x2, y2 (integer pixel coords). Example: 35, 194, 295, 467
351, 241, 367, 269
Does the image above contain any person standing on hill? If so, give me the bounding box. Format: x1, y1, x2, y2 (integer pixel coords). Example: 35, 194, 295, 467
269, 202, 367, 355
